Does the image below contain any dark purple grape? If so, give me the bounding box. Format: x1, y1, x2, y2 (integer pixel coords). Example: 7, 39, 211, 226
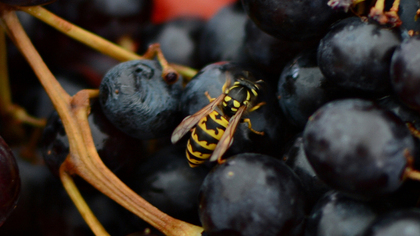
34, 0, 151, 84
198, 2, 250, 66
277, 49, 345, 129
199, 153, 306, 236
244, 18, 318, 75
123, 145, 209, 226
99, 59, 183, 140
303, 99, 415, 199
41, 100, 147, 179
46, 0, 152, 41
377, 95, 420, 133
0, 135, 20, 227
362, 209, 420, 236
241, 0, 346, 41
0, 0, 55, 6
283, 134, 331, 210
390, 35, 420, 110
0, 153, 49, 236
179, 61, 292, 160
140, 17, 205, 69
398, 0, 420, 34
305, 191, 379, 236
318, 17, 402, 97
33, 72, 93, 119
37, 173, 136, 236
376, 95, 420, 170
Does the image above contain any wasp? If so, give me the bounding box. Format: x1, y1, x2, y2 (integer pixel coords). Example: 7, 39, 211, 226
171, 75, 266, 167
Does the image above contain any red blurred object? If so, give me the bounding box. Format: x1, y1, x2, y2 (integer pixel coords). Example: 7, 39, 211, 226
152, 0, 238, 23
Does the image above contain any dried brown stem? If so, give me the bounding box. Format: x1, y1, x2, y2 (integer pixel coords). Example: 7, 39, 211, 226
369, 0, 387, 23
369, 0, 401, 26
19, 6, 197, 80
404, 168, 420, 181
403, 149, 420, 181
20, 6, 141, 62
0, 30, 46, 127
67, 90, 204, 236
143, 43, 179, 84
60, 164, 110, 236
0, 28, 11, 110
0, 6, 203, 236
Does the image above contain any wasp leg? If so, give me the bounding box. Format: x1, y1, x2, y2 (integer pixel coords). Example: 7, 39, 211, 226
249, 102, 266, 112
204, 91, 216, 102
242, 118, 264, 135
217, 156, 227, 164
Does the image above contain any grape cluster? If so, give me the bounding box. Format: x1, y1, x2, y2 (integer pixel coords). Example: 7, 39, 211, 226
2, 0, 420, 236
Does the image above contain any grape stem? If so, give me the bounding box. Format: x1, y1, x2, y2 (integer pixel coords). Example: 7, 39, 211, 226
369, 0, 401, 26
406, 122, 420, 139
0, 29, 11, 109
416, 9, 420, 21
68, 90, 204, 235
0, 6, 204, 236
0, 26, 46, 128
403, 149, 420, 181
143, 43, 180, 84
18, 6, 198, 80
60, 163, 110, 236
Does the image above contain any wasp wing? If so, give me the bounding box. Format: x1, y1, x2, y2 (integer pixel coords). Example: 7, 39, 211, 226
209, 105, 247, 163
171, 93, 226, 144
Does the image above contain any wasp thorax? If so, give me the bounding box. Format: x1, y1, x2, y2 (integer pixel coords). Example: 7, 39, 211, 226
222, 85, 255, 117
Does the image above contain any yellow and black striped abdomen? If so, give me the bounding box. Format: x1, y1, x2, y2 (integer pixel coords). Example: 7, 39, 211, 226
186, 110, 229, 167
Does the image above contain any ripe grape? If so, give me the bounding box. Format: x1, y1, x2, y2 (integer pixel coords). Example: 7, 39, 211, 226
283, 134, 331, 210
391, 35, 420, 110
277, 49, 344, 129
123, 145, 209, 226
363, 209, 420, 236
198, 2, 249, 66
7, 0, 420, 235
398, 0, 420, 33
318, 17, 402, 97
41, 101, 147, 179
99, 59, 183, 140
305, 191, 379, 236
241, 0, 345, 41
244, 18, 318, 75
140, 17, 205, 69
0, 135, 20, 227
199, 153, 306, 236
303, 99, 415, 199
0, 0, 55, 6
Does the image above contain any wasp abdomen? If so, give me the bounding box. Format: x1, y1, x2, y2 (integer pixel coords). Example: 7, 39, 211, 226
186, 111, 229, 167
